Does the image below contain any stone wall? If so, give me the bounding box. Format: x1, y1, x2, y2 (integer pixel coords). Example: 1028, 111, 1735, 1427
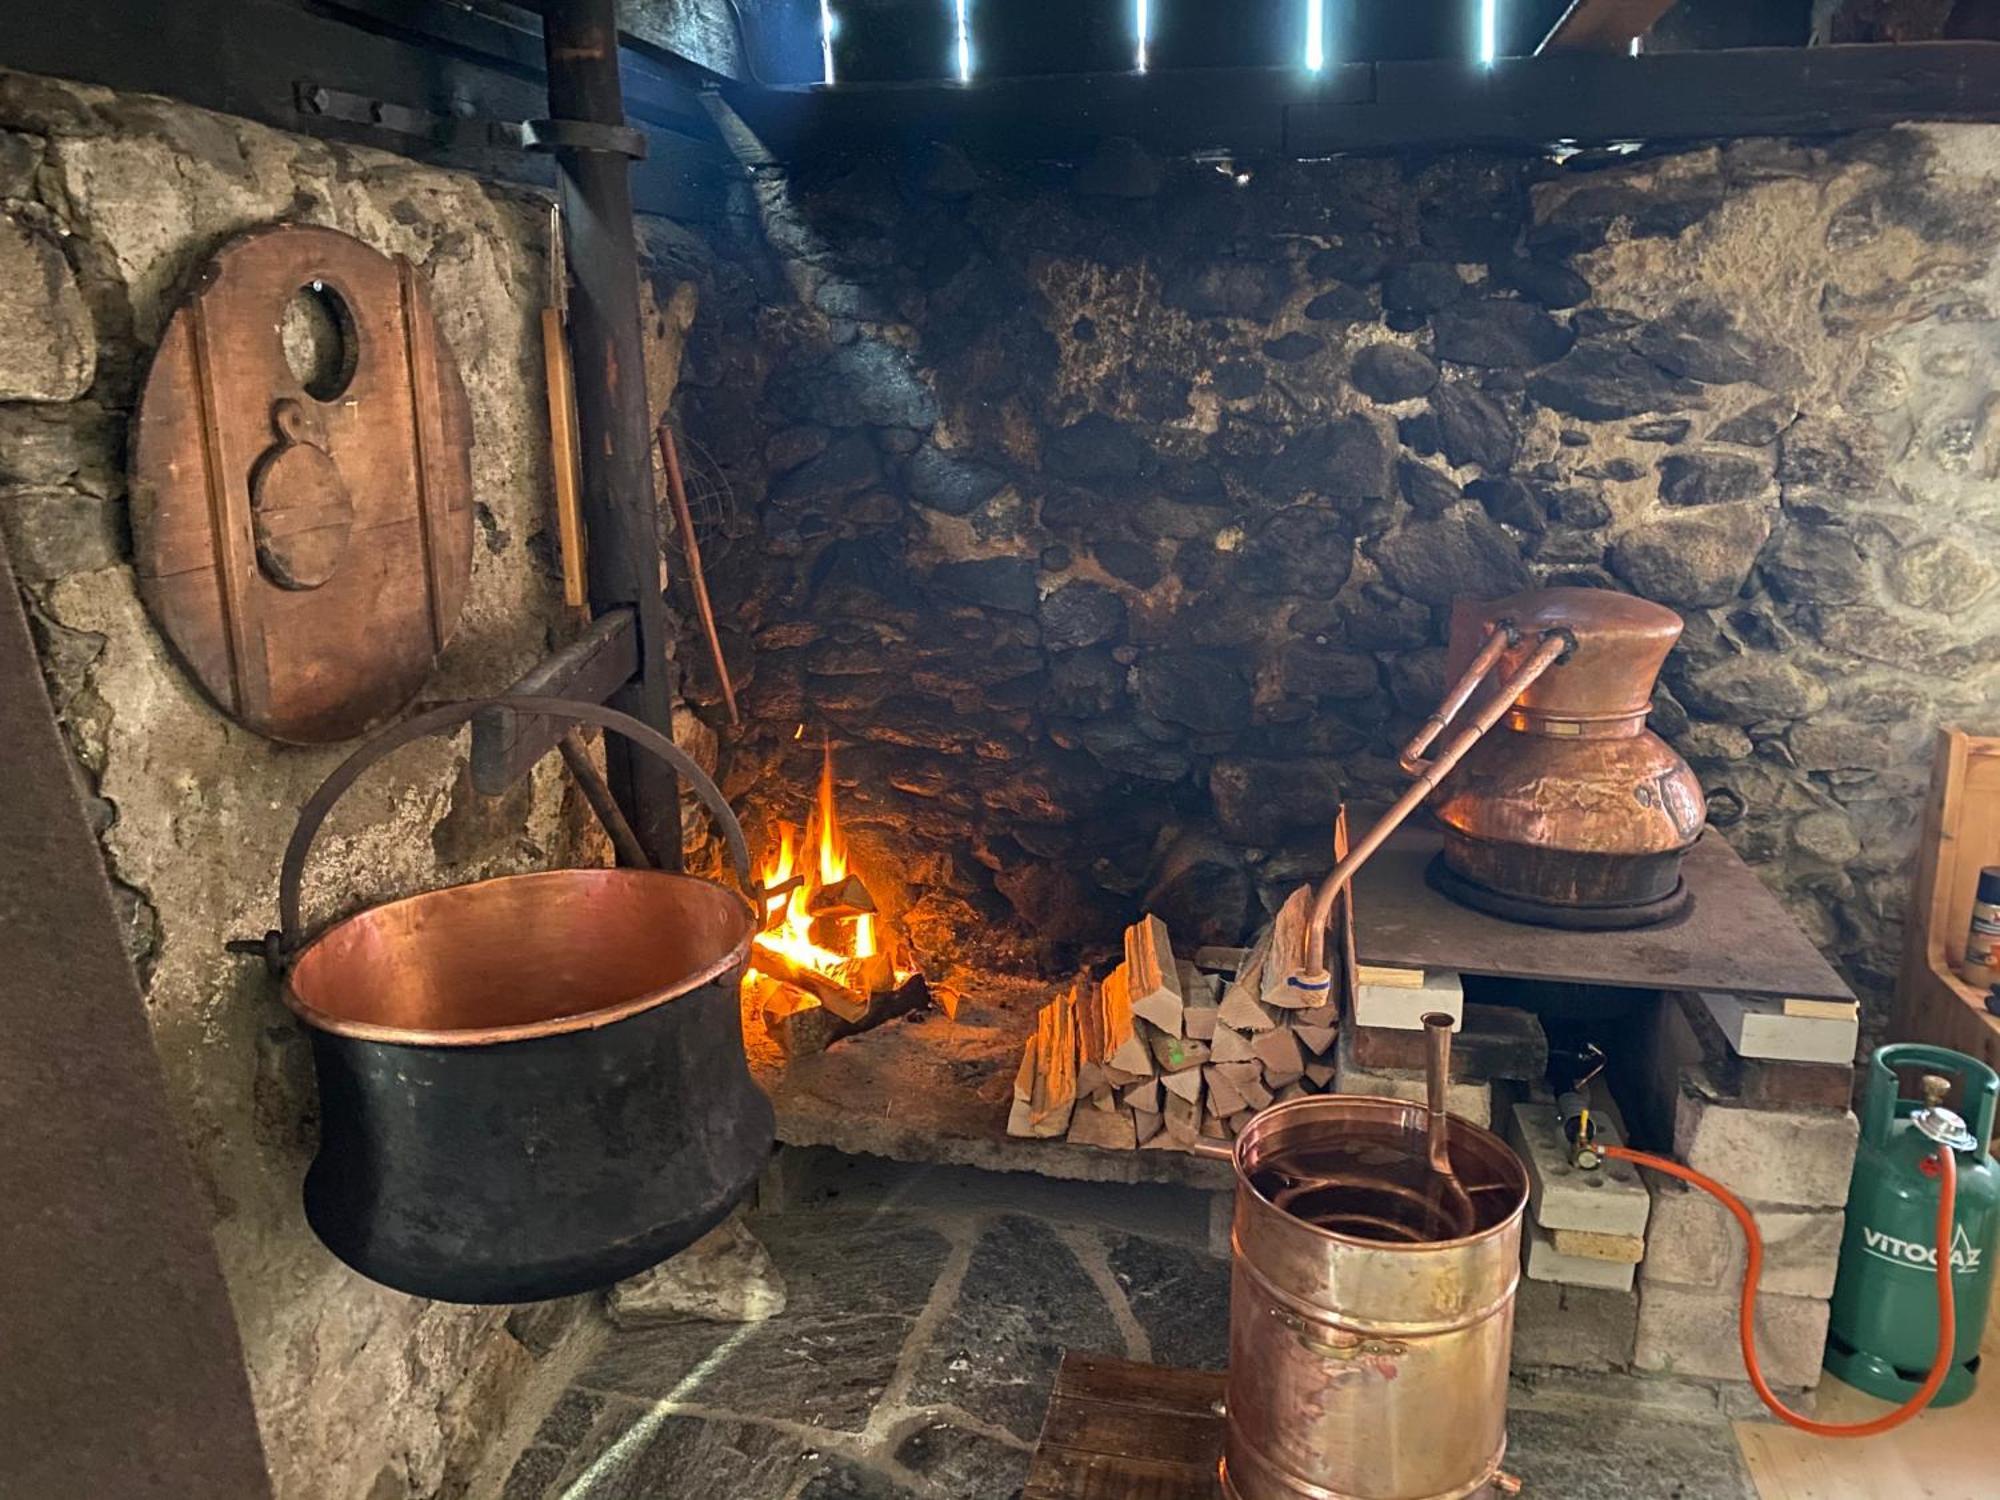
1, 69, 696, 1500
678, 125, 2000, 1012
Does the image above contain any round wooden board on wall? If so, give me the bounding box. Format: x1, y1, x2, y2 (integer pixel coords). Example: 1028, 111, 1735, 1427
130, 223, 475, 744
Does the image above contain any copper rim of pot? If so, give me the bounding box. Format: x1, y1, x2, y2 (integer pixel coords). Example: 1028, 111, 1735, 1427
1225, 1095, 1530, 1251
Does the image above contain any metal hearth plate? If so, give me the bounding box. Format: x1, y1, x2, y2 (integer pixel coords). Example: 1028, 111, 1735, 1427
1352, 826, 1853, 1002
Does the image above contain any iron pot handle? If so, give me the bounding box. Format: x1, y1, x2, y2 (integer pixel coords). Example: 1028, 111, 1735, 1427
269, 693, 751, 964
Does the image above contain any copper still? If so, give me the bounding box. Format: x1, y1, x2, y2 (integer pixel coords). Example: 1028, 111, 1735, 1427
1202, 1036, 1530, 1500
1425, 587, 1705, 928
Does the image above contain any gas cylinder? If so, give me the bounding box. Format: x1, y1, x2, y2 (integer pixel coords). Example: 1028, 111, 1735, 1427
1824, 1044, 2000, 1407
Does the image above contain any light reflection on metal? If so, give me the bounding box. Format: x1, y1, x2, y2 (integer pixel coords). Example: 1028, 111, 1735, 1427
1481, 0, 1499, 64
954, 0, 972, 82
818, 0, 836, 85
1306, 0, 1325, 70
1136, 0, 1149, 72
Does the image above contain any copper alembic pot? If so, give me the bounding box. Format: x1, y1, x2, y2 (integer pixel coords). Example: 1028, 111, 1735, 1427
1424, 587, 1705, 928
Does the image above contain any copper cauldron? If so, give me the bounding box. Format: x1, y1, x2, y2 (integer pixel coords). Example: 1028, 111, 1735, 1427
1426, 587, 1705, 928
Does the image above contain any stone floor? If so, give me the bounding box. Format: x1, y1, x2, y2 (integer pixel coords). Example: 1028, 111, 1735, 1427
498, 1155, 1759, 1500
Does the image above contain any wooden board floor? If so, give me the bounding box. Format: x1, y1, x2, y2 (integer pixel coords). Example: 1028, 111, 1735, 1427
1024, 1352, 1227, 1499
1735, 1295, 2000, 1499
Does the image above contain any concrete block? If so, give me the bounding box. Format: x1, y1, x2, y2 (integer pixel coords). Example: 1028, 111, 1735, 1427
1509, 1101, 1650, 1237
1550, 1227, 1645, 1265
1526, 1220, 1637, 1291
1699, 991, 1857, 1065
1640, 1179, 1844, 1300
1335, 1033, 1491, 1127
1352, 970, 1464, 1031
1634, 1282, 1828, 1390
1673, 1073, 1858, 1208
1512, 1278, 1638, 1372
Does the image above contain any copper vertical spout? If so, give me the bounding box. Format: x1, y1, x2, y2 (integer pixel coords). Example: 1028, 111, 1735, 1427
1288, 625, 1570, 994
1423, 1012, 1474, 1237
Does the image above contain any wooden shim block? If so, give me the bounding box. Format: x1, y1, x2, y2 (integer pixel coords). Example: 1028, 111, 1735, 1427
1067, 1105, 1139, 1151
1165, 1090, 1202, 1145
1194, 945, 1248, 974
1205, 1064, 1249, 1117
1212, 1060, 1272, 1111
1132, 1107, 1163, 1145
1275, 1081, 1309, 1102
1162, 1065, 1205, 1104
1780, 995, 1863, 1022
1184, 1005, 1219, 1041
1150, 1030, 1210, 1074
1177, 961, 1223, 1008
1304, 1059, 1338, 1089
1099, 967, 1156, 1078
1253, 1026, 1305, 1086
1550, 1227, 1647, 1265
1358, 963, 1426, 989
1127, 914, 1185, 1033
1354, 971, 1465, 1031
1262, 884, 1319, 1010
1211, 1024, 1257, 1064
1122, 1077, 1164, 1115
1293, 1022, 1338, 1056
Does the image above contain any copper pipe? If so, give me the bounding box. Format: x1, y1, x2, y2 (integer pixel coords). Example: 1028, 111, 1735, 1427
1294, 628, 1570, 986
1399, 623, 1512, 775
1424, 1012, 1454, 1176
658, 424, 740, 726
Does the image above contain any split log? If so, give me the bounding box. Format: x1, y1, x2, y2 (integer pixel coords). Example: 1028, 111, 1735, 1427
1211, 1060, 1272, 1111
1205, 1064, 1250, 1117
1261, 884, 1319, 1010
1162, 1065, 1205, 1104
769, 972, 933, 1057
1210, 1024, 1257, 1065
1183, 1005, 1219, 1041
750, 947, 870, 1023
1148, 1030, 1210, 1074
1164, 1089, 1202, 1146
1176, 960, 1223, 1008
1006, 1035, 1041, 1137
1228, 1109, 1256, 1134
1121, 1077, 1164, 1115
806, 871, 876, 918
1193, 945, 1249, 974
1126, 914, 1185, 1034
1201, 1111, 1232, 1141
1220, 926, 1271, 1018
1132, 1107, 1163, 1145
1095, 966, 1157, 1079
1274, 1081, 1310, 1102
1006, 986, 1080, 1139
1253, 1027, 1306, 1086
1293, 1023, 1338, 1056
1304, 1059, 1338, 1089
1068, 1106, 1138, 1150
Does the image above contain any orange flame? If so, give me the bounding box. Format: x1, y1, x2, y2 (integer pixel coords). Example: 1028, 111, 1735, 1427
753, 741, 876, 989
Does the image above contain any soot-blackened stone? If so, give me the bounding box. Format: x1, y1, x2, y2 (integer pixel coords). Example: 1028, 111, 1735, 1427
1528, 344, 1700, 420
1490, 256, 1591, 309
1038, 580, 1127, 650
1547, 487, 1613, 528
1608, 500, 1773, 608
767, 339, 940, 430
1262, 331, 1325, 363
1465, 476, 1547, 534
1307, 234, 1390, 285
1432, 300, 1576, 369
1629, 418, 1693, 444
1095, 537, 1165, 589
1275, 637, 1380, 700
1212, 359, 1266, 399
1237, 506, 1355, 598
1381, 261, 1466, 314
771, 432, 880, 506
1658, 451, 1770, 508
1350, 344, 1439, 403
1431, 382, 1520, 471
905, 444, 1005, 515
1776, 415, 1887, 496
1304, 285, 1375, 324
1711, 396, 1798, 448
1264, 414, 1391, 502
1137, 648, 1253, 732
1161, 259, 1291, 321
1211, 756, 1347, 847
1371, 507, 1531, 605
1044, 412, 1149, 482
1634, 298, 1780, 387
1760, 521, 1871, 605
926, 556, 1039, 613
1397, 457, 1461, 516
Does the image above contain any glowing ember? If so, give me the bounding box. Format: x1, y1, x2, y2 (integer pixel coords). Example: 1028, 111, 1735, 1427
753, 742, 881, 996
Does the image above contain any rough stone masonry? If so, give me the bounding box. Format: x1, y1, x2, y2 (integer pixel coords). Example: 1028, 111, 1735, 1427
675, 124, 2000, 1022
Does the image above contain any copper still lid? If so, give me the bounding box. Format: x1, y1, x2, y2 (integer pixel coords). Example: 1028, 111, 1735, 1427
1446, 587, 1683, 725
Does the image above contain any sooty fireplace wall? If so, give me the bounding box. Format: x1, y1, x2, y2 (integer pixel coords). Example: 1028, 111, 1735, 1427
664, 123, 2000, 1011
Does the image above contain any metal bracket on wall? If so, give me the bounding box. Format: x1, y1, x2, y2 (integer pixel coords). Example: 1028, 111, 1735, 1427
295, 83, 646, 159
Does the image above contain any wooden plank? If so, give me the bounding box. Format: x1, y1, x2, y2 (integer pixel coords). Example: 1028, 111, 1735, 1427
470, 606, 638, 794
1892, 728, 2000, 1071
1026, 1354, 1225, 1500
1537, 0, 1681, 54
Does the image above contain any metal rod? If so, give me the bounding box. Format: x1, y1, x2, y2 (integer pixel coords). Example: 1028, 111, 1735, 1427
1296, 629, 1570, 983
558, 730, 650, 869
657, 423, 739, 725
540, 0, 684, 870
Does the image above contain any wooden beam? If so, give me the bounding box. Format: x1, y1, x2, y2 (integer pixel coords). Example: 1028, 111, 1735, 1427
470, 606, 639, 795
726, 42, 2000, 166
1538, 0, 1682, 54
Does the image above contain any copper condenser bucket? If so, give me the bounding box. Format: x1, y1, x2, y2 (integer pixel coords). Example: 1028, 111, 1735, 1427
1215, 1082, 1530, 1500
1426, 587, 1705, 928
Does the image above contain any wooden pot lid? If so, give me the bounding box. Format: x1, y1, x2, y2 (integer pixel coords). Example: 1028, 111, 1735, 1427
131, 224, 474, 743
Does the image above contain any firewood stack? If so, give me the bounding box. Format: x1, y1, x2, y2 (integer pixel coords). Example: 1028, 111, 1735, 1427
1008, 886, 1347, 1151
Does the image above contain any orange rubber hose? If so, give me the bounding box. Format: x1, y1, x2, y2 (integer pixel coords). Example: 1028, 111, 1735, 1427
1602, 1142, 1958, 1438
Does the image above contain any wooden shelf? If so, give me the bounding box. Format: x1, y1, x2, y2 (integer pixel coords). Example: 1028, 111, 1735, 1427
1893, 729, 2000, 1070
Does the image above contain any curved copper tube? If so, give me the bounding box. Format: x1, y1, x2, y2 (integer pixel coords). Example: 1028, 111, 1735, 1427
1293, 627, 1571, 988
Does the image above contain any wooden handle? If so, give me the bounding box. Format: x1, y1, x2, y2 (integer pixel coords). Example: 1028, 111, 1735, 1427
540, 306, 587, 611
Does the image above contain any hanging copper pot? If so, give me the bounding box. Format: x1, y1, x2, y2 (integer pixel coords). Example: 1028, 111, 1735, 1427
1425, 587, 1705, 929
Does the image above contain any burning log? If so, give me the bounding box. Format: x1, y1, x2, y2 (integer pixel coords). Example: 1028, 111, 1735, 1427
807, 872, 876, 919
768, 972, 933, 1059
750, 946, 870, 1024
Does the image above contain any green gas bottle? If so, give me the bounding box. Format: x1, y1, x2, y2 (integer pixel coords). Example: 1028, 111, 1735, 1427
1824, 1043, 2000, 1407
